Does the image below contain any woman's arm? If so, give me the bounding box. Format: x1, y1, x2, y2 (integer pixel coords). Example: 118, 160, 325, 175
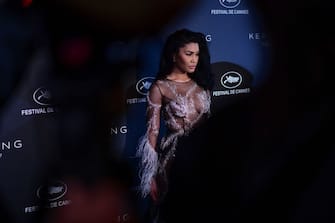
146, 83, 162, 149
136, 82, 162, 198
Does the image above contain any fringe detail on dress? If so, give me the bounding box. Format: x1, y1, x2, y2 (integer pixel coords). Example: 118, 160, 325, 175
159, 131, 183, 173
136, 134, 158, 198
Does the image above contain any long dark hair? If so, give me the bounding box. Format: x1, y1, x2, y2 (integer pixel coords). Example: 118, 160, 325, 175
156, 28, 214, 90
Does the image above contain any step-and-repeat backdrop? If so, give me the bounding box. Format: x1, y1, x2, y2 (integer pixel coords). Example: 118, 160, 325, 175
0, 0, 271, 222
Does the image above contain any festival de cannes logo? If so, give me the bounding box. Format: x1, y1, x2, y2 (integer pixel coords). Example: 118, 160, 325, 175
33, 87, 53, 106
37, 181, 67, 201
220, 71, 242, 89
219, 0, 241, 8
21, 87, 56, 116
25, 180, 70, 213
136, 77, 155, 96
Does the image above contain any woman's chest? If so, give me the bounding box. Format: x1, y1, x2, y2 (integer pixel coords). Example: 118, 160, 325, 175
161, 91, 209, 117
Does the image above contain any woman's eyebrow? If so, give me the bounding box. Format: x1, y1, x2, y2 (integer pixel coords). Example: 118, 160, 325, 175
184, 50, 199, 53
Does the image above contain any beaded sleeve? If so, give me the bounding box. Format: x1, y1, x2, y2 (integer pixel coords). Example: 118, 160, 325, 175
136, 82, 162, 198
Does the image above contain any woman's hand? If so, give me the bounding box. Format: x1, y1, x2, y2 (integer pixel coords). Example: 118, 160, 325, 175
150, 178, 159, 203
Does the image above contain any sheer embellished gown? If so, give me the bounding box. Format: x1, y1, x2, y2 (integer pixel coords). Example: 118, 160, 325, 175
136, 78, 211, 202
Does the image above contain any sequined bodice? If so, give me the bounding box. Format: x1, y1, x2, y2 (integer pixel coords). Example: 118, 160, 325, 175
147, 79, 211, 135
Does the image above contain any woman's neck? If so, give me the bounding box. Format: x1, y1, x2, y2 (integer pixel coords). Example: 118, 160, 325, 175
167, 71, 190, 82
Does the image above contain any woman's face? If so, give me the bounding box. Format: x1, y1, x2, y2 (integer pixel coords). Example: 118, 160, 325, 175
173, 42, 199, 74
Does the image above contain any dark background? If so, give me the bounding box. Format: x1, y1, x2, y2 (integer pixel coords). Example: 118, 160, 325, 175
0, 0, 333, 222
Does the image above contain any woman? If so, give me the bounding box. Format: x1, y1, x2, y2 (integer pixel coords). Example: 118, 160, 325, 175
136, 28, 213, 219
